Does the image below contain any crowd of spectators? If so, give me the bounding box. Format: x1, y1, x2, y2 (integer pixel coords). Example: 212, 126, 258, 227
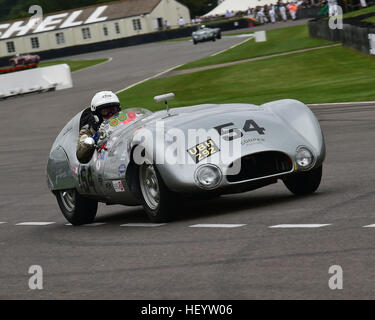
161, 0, 374, 30
189, 0, 373, 26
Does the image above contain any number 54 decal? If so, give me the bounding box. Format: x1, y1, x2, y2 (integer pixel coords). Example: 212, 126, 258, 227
214, 119, 265, 141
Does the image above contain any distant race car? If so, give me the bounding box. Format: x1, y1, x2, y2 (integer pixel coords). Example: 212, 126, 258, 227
47, 94, 325, 226
192, 25, 221, 44
9, 54, 40, 66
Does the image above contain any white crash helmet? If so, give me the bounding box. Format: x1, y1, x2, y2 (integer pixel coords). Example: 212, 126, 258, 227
91, 90, 121, 122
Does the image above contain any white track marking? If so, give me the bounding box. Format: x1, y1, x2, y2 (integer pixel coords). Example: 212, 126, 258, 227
73, 57, 113, 73
363, 224, 375, 228
16, 222, 56, 226
211, 36, 253, 57
269, 224, 331, 228
225, 34, 254, 38
65, 223, 106, 227
120, 223, 166, 227
189, 224, 246, 228
0, 222, 6, 225
115, 64, 182, 94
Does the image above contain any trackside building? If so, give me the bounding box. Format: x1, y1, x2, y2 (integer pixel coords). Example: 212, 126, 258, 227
0, 0, 190, 58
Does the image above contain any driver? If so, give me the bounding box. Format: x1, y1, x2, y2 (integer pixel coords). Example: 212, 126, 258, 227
76, 91, 121, 164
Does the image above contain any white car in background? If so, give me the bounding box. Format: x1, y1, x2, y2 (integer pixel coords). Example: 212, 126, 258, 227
192, 25, 222, 44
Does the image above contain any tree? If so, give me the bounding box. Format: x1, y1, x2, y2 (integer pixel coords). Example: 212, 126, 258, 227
178, 0, 218, 17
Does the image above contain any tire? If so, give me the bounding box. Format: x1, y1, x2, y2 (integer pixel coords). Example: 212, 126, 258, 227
283, 165, 323, 196
56, 189, 98, 225
212, 36, 216, 42
217, 32, 222, 39
193, 40, 197, 45
139, 162, 177, 223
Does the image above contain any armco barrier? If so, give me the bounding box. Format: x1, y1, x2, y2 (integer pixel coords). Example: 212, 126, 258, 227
308, 13, 375, 55
0, 64, 73, 98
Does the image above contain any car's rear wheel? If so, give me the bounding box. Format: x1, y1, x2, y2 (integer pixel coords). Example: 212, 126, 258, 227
217, 32, 222, 39
139, 162, 177, 222
56, 189, 98, 225
212, 36, 216, 42
283, 165, 322, 196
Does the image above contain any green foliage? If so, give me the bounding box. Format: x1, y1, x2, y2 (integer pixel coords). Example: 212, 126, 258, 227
178, 0, 218, 17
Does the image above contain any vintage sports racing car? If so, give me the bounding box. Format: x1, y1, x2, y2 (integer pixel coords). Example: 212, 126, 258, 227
192, 25, 221, 44
9, 54, 40, 66
47, 94, 325, 225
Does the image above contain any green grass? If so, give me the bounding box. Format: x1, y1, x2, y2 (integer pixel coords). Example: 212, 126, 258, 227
118, 45, 375, 110
39, 58, 108, 72
177, 25, 334, 70
363, 15, 375, 22
342, 5, 375, 18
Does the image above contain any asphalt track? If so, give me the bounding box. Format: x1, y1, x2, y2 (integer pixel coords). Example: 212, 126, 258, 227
1, 33, 375, 300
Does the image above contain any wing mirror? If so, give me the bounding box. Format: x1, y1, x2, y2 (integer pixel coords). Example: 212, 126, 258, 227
154, 93, 175, 115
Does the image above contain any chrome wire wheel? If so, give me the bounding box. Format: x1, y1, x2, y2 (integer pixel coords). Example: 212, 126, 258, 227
139, 163, 160, 211
59, 190, 76, 212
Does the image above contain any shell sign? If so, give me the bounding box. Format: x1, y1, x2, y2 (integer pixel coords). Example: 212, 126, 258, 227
0, 5, 109, 40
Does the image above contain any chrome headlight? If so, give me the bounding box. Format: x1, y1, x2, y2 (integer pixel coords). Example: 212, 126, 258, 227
296, 147, 314, 170
195, 164, 222, 189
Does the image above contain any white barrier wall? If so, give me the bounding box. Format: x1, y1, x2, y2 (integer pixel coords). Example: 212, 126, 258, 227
369, 34, 375, 55
0, 64, 73, 98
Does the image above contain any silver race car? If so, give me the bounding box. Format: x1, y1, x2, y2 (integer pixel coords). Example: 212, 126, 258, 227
47, 94, 325, 225
192, 25, 221, 44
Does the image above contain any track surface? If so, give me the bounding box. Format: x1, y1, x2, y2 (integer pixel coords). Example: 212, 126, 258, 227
1, 34, 375, 300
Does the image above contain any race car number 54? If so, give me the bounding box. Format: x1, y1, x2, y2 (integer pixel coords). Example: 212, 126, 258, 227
214, 119, 265, 141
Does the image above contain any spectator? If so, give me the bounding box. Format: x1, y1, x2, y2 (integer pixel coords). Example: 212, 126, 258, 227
164, 19, 170, 29
279, 4, 288, 21
225, 10, 231, 18
178, 16, 185, 27
360, 0, 367, 7
269, 5, 277, 23
257, 7, 269, 23
288, 2, 298, 20
327, 0, 338, 17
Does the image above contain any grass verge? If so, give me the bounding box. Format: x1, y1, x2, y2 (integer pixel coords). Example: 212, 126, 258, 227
39, 58, 108, 72
118, 45, 375, 110
342, 5, 375, 18
177, 25, 334, 70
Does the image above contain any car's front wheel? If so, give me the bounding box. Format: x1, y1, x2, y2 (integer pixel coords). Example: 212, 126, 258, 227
56, 189, 98, 225
283, 165, 322, 196
139, 163, 177, 222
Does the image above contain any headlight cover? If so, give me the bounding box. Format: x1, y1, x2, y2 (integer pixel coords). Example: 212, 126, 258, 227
195, 164, 222, 189
296, 146, 314, 171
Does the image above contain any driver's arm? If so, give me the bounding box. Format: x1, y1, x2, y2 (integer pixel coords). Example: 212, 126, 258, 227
76, 124, 96, 164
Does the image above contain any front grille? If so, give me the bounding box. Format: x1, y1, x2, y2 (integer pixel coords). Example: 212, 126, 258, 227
226, 151, 293, 183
